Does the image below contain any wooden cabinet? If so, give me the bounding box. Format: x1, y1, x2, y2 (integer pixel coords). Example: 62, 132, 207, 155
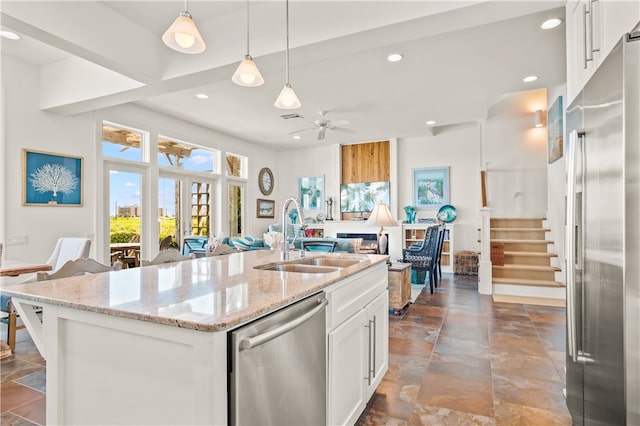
325, 263, 388, 426
402, 224, 454, 273
566, 0, 640, 104
388, 263, 411, 314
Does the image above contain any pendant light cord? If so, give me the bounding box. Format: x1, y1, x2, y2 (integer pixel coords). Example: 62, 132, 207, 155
184, 0, 188, 12
245, 0, 250, 55
285, 0, 290, 85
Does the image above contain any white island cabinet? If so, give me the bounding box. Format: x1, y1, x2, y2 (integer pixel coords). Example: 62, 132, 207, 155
325, 262, 388, 426
3, 250, 389, 425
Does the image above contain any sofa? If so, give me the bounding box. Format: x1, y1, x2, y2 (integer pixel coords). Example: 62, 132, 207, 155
182, 235, 361, 256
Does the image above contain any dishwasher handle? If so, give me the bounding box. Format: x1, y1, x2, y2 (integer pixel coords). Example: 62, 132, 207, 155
240, 299, 328, 351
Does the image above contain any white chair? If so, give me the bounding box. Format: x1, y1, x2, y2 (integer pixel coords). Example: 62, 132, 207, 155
141, 249, 195, 266
46, 237, 92, 273
1, 237, 91, 350
37, 258, 121, 281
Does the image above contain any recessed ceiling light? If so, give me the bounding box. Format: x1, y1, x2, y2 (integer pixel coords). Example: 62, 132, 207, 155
426, 120, 436, 126
292, 135, 301, 140
0, 30, 20, 40
195, 93, 208, 99
387, 53, 403, 62
541, 18, 562, 30
523, 75, 538, 83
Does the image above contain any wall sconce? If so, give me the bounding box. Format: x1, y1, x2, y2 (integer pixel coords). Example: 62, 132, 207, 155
534, 110, 546, 128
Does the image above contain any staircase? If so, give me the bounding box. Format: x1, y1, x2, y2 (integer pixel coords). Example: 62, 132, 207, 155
490, 218, 565, 307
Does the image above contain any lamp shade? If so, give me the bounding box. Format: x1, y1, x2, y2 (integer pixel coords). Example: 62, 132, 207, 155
162, 12, 206, 54
232, 55, 265, 87
274, 84, 301, 109
366, 202, 398, 227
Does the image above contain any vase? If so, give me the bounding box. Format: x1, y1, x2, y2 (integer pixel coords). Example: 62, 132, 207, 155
404, 206, 416, 223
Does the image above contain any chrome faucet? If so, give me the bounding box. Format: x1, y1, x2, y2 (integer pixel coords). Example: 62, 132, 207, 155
281, 197, 306, 260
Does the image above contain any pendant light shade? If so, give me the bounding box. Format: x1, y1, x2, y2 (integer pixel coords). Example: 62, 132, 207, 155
232, 0, 264, 87
162, 2, 206, 54
275, 83, 301, 109
274, 0, 301, 109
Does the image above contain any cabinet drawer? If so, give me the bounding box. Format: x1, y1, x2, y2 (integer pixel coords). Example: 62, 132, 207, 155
325, 263, 387, 330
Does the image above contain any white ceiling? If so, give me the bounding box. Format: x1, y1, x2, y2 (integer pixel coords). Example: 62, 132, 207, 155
0, 1, 566, 150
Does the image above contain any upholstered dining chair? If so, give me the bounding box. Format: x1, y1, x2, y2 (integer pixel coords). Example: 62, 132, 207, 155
36, 258, 121, 281
402, 225, 440, 293
1, 237, 91, 350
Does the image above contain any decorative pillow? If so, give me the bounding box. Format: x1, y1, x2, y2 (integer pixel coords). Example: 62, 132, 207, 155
232, 236, 255, 251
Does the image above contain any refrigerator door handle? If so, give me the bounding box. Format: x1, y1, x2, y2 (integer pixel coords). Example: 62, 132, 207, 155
566, 130, 578, 361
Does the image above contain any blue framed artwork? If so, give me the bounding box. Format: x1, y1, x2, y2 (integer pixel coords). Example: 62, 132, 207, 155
298, 176, 324, 211
413, 167, 450, 210
548, 96, 563, 164
23, 149, 83, 206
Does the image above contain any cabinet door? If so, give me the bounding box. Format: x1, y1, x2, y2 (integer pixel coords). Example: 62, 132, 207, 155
600, 0, 640, 60
366, 291, 389, 396
327, 309, 368, 426
567, 0, 595, 104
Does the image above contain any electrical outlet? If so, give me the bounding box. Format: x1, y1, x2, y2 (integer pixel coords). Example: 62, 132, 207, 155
7, 234, 29, 245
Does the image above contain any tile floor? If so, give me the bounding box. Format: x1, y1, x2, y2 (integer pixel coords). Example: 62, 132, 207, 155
358, 274, 570, 425
0, 273, 570, 425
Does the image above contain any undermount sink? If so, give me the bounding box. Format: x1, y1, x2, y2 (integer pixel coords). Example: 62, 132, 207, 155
294, 257, 362, 268
256, 264, 339, 273
255, 256, 366, 274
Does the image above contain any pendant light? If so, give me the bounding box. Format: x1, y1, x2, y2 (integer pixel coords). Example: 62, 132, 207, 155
232, 0, 264, 87
274, 0, 301, 109
162, 0, 206, 54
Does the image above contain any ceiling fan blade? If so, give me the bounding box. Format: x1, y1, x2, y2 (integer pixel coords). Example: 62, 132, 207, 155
332, 127, 356, 134
288, 127, 315, 135
330, 120, 350, 127
318, 127, 326, 140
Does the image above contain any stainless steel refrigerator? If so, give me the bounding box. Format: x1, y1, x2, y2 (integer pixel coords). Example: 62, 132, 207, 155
565, 24, 640, 426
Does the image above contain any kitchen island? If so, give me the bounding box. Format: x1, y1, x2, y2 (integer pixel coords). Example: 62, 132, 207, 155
2, 250, 389, 425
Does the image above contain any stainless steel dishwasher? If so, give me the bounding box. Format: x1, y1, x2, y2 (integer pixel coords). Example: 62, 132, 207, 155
229, 293, 328, 426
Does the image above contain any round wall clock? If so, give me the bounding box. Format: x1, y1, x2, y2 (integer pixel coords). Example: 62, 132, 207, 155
258, 167, 274, 195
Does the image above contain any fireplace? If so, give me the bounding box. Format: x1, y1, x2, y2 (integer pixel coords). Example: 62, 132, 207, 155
337, 232, 388, 255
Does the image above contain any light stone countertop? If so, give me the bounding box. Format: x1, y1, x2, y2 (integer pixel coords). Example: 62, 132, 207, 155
2, 250, 388, 332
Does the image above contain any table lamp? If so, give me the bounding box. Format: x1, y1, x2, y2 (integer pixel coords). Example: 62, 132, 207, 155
366, 201, 398, 255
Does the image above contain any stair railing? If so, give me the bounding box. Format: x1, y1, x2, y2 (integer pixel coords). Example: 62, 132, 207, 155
478, 207, 493, 295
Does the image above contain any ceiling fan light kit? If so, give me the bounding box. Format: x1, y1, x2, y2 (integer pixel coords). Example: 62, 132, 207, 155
232, 0, 264, 87
274, 0, 301, 109
162, 1, 206, 54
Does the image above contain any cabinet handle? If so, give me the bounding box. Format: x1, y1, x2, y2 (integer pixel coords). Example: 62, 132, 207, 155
371, 316, 377, 379
364, 321, 372, 386
583, 4, 593, 69
590, 0, 600, 54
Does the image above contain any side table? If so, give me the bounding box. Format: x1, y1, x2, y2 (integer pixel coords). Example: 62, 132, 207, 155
388, 263, 412, 315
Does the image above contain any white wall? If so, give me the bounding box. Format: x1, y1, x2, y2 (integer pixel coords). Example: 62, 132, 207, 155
484, 89, 548, 218
398, 124, 482, 252
2, 55, 96, 267
546, 85, 567, 276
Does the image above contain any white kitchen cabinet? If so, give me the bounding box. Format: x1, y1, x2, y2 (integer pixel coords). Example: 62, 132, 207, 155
326, 262, 389, 426
566, 0, 639, 104
327, 308, 368, 426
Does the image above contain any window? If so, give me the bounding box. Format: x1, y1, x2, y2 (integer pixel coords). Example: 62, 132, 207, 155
102, 122, 145, 162
226, 152, 248, 178
158, 136, 218, 173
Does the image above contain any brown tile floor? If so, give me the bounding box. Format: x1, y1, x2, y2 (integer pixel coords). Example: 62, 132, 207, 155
358, 274, 570, 425
0, 273, 570, 426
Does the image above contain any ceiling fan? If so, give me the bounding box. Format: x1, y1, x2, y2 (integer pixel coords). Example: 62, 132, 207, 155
289, 111, 351, 140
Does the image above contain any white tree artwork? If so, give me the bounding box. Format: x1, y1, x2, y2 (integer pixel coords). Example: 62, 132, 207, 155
29, 163, 79, 204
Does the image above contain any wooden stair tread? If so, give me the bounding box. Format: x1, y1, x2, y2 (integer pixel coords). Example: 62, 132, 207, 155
492, 294, 565, 307
491, 239, 553, 244
493, 264, 561, 272
493, 277, 565, 287
504, 251, 558, 257
490, 228, 551, 232
491, 217, 546, 220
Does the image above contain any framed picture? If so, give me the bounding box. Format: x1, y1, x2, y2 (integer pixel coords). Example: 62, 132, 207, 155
256, 199, 275, 218
23, 149, 83, 206
298, 176, 324, 211
413, 167, 450, 210
548, 96, 563, 164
